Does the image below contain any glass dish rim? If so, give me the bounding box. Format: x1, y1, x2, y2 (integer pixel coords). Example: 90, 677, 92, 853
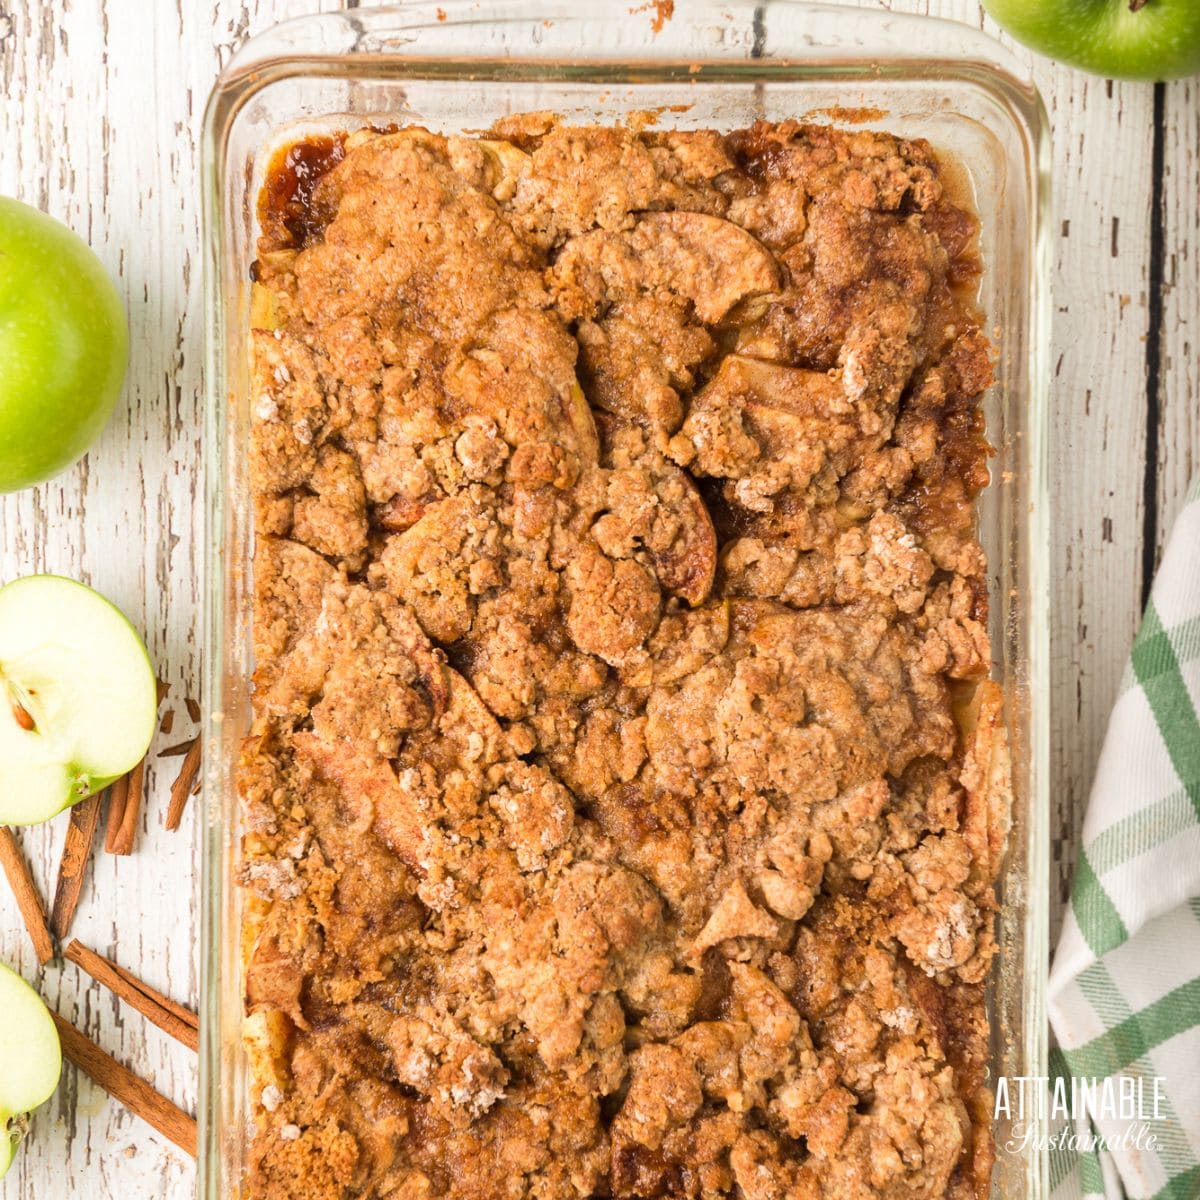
201, 6, 1052, 1198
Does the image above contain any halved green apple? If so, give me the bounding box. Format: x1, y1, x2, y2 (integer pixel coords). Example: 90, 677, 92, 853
0, 575, 158, 826
0, 962, 62, 1179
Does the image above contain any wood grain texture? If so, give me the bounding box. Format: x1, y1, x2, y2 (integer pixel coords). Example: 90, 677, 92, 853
0, 1, 344, 1194
1157, 74, 1199, 549
0, 1, 1196, 1195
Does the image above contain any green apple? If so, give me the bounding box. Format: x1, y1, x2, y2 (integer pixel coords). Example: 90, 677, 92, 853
0, 197, 129, 493
984, 0, 1200, 81
0, 962, 62, 1179
0, 576, 157, 826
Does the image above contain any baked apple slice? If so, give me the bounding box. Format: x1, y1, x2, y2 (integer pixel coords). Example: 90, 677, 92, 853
293, 734, 428, 874
249, 250, 300, 332
296, 668, 509, 873
959, 679, 1012, 889
648, 467, 718, 607
703, 355, 850, 420
566, 380, 601, 468
634, 212, 781, 323
477, 138, 531, 202
673, 355, 855, 490
555, 214, 780, 325
585, 412, 717, 607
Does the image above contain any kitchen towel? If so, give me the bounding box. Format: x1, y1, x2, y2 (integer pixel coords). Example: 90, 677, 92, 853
1048, 477, 1200, 1200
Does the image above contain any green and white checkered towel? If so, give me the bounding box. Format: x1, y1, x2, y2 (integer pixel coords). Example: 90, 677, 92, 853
1048, 478, 1200, 1200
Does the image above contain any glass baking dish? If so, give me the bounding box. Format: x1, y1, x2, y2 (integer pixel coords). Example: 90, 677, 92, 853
201, 4, 1051, 1197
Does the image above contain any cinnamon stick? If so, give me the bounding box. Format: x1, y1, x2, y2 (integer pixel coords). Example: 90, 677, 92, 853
50, 793, 103, 941
105, 758, 146, 857
51, 1013, 197, 1157
104, 775, 130, 854
157, 739, 195, 758
0, 827, 55, 964
64, 940, 198, 1052
185, 697, 201, 723
95, 954, 199, 1032
165, 738, 201, 831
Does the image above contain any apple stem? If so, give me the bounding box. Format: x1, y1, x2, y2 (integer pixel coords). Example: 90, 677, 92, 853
1129, 0, 1149, 10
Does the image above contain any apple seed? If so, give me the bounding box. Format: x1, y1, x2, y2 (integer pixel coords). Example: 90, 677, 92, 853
11, 701, 35, 732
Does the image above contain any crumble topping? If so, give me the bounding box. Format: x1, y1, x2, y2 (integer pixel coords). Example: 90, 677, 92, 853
242, 118, 1007, 1200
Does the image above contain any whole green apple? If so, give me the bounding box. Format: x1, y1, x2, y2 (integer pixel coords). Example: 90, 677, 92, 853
0, 197, 129, 493
0, 962, 61, 1180
984, 0, 1200, 81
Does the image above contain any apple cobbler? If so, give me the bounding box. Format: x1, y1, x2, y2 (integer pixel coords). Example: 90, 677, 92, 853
240, 117, 1010, 1200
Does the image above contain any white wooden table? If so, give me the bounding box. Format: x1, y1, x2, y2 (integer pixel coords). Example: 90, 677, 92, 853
0, 0, 1196, 1193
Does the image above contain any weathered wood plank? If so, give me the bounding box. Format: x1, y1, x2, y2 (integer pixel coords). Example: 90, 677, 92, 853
1157, 75, 1199, 555
0, 0, 341, 1193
